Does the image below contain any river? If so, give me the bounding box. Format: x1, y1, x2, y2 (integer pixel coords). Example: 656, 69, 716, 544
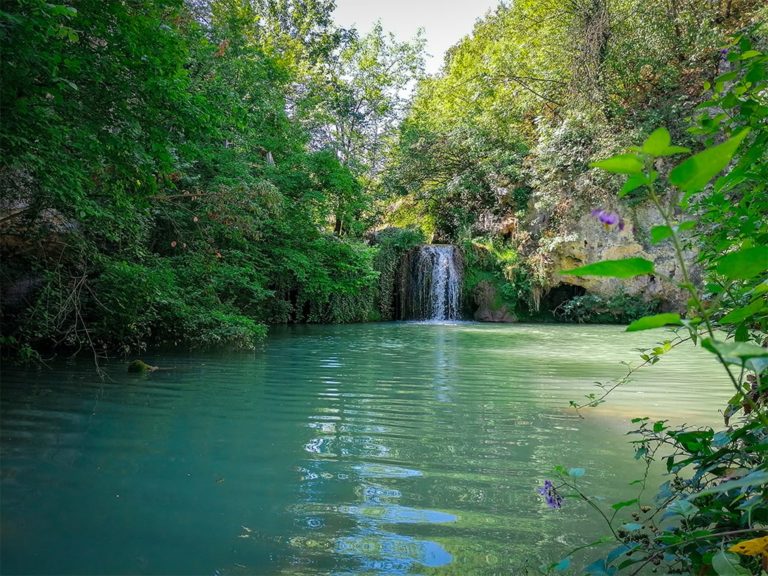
0, 322, 732, 574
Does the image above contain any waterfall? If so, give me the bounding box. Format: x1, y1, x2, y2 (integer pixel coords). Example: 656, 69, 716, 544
399, 245, 462, 321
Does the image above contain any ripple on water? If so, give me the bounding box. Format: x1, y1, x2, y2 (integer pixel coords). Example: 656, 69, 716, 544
0, 322, 732, 575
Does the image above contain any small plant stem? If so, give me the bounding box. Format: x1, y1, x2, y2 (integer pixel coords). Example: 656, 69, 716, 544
645, 178, 766, 424
567, 482, 622, 541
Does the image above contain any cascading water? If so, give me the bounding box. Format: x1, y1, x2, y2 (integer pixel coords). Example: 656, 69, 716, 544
398, 245, 462, 321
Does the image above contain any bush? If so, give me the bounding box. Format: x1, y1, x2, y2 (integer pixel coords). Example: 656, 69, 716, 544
371, 227, 427, 321
460, 236, 531, 316
555, 291, 660, 324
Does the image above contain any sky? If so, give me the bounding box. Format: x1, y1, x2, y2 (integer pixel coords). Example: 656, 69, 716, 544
332, 0, 501, 74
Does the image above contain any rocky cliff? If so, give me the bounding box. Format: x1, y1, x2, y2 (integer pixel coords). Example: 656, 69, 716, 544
542, 205, 697, 312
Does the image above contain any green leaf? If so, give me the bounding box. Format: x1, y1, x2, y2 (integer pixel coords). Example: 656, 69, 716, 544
590, 154, 644, 174
669, 129, 750, 194
650, 225, 673, 244
611, 498, 638, 511
719, 299, 765, 324
48, 4, 78, 17
701, 339, 768, 362
711, 550, 751, 575
560, 258, 655, 279
626, 313, 682, 332
659, 145, 692, 156
666, 499, 698, 519
716, 246, 768, 280
739, 50, 761, 60
619, 174, 648, 197
754, 281, 768, 296
747, 357, 768, 374
641, 128, 690, 157
694, 469, 768, 498
642, 128, 671, 155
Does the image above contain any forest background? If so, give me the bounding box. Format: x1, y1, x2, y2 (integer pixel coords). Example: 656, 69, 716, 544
1, 0, 767, 573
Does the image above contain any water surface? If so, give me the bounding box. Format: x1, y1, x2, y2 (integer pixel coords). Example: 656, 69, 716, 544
0, 323, 732, 574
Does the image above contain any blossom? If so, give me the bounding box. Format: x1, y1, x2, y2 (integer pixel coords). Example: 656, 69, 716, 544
538, 480, 563, 509
591, 209, 625, 231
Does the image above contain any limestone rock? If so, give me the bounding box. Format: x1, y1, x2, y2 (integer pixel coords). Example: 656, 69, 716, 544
473, 280, 518, 323
545, 206, 696, 311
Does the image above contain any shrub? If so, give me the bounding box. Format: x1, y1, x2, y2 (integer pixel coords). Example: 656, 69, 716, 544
556, 292, 660, 324
372, 227, 427, 321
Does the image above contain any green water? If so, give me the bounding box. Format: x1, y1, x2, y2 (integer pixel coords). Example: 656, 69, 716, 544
0, 322, 731, 575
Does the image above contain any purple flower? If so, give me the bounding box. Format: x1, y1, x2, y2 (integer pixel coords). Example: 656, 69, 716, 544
591, 209, 625, 231
537, 480, 563, 509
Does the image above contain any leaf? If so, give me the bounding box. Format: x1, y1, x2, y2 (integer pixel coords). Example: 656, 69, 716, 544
728, 536, 768, 557
747, 357, 768, 374
584, 559, 615, 576
739, 50, 761, 59
716, 246, 768, 280
665, 499, 699, 519
626, 313, 682, 332
711, 550, 751, 575
608, 543, 639, 563
669, 129, 750, 194
660, 145, 692, 156
591, 154, 644, 174
621, 523, 643, 532
650, 225, 673, 244
568, 467, 586, 478
701, 339, 768, 363
642, 128, 671, 155
611, 498, 638, 511
641, 128, 691, 157
694, 469, 768, 498
48, 4, 78, 17
754, 281, 768, 296
560, 258, 655, 279
719, 299, 765, 324
554, 557, 571, 571
619, 174, 648, 197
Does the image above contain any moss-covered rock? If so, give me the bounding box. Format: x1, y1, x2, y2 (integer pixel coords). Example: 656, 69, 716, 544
127, 360, 158, 373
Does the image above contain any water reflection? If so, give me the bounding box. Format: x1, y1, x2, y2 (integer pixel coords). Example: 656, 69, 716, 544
0, 322, 732, 575
295, 366, 454, 574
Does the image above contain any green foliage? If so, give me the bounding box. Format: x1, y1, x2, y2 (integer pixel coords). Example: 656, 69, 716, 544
556, 292, 660, 325
298, 22, 425, 186
371, 227, 426, 321
297, 237, 379, 323
550, 31, 768, 574
625, 312, 682, 332
561, 258, 655, 279
461, 236, 531, 315
0, 0, 386, 356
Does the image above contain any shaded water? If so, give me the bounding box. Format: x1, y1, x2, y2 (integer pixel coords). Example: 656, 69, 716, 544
0, 323, 731, 575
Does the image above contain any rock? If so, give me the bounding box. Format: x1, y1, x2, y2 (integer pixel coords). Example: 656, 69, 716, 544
545, 206, 694, 311
472, 280, 518, 323
127, 360, 158, 373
